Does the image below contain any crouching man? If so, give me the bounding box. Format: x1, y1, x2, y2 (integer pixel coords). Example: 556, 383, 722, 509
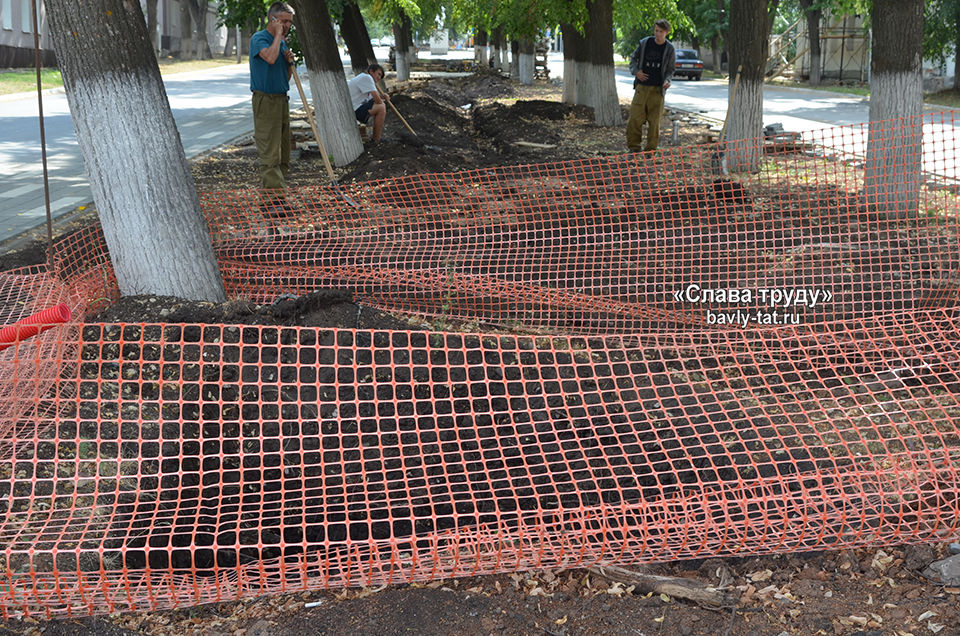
347, 64, 390, 143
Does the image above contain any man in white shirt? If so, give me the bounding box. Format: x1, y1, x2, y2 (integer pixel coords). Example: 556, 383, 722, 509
347, 64, 389, 143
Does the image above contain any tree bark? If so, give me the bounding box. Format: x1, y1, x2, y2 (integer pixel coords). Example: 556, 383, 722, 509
43, 0, 225, 301
292, 0, 363, 167
726, 0, 773, 172
223, 27, 235, 57
145, 0, 159, 55
518, 38, 534, 85
580, 0, 621, 126
560, 22, 583, 104
710, 34, 721, 72
178, 0, 193, 59
865, 0, 923, 219
187, 0, 212, 60
393, 15, 411, 81
475, 28, 488, 66
340, 1, 377, 76
490, 26, 502, 70
798, 0, 821, 85
510, 39, 520, 80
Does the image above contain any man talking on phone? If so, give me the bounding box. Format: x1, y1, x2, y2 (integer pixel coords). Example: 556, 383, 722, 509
249, 2, 296, 191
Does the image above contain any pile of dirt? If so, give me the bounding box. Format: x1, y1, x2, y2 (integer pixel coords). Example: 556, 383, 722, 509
472, 99, 595, 149
417, 70, 517, 106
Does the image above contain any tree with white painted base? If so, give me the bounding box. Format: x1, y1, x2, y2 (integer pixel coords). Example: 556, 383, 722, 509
578, 0, 621, 126
43, 0, 225, 301
865, 0, 923, 220
518, 39, 535, 85
292, 0, 363, 167
725, 0, 778, 172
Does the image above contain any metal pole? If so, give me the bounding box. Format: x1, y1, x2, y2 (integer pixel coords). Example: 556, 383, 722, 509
30, 0, 54, 265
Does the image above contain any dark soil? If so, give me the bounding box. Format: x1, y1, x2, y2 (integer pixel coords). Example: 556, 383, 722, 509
89, 289, 414, 331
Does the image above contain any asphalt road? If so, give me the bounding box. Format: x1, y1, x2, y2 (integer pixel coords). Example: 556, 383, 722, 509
1, 48, 952, 245
0, 63, 302, 242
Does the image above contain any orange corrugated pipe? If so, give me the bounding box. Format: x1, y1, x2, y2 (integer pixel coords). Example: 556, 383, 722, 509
0, 303, 71, 353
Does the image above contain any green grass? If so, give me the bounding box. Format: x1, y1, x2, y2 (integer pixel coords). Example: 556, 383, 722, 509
0, 68, 62, 96
926, 89, 960, 108
0, 56, 241, 96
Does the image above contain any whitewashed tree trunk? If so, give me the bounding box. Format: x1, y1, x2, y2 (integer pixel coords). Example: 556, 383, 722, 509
305, 70, 363, 166
491, 45, 502, 70
727, 0, 771, 172
476, 44, 488, 66
294, 0, 362, 167
178, 0, 193, 59
580, 62, 621, 126
44, 0, 225, 301
579, 0, 621, 127
393, 18, 411, 81
518, 53, 534, 85
560, 22, 581, 104
724, 78, 764, 171
395, 53, 410, 81
865, 0, 923, 219
562, 58, 577, 102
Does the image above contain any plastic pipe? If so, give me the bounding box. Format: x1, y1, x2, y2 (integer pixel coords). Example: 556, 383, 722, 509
0, 303, 71, 353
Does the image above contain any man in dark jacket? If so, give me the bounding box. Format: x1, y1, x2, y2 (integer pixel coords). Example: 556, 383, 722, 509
626, 19, 676, 152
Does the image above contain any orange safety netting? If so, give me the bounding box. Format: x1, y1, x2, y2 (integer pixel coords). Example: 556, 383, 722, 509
1, 113, 959, 618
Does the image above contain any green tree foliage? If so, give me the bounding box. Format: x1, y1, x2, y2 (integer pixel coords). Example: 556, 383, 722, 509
924, 0, 960, 67
614, 0, 694, 58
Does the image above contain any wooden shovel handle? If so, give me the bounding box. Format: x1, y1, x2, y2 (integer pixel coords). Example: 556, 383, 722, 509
387, 99, 417, 137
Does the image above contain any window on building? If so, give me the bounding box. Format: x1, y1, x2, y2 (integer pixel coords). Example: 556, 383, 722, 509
21, 0, 32, 33
2, 0, 13, 31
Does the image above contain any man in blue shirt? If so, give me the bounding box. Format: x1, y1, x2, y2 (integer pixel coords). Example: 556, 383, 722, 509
250, 2, 296, 191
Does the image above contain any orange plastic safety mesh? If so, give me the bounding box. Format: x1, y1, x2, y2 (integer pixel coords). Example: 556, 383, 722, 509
0, 113, 959, 618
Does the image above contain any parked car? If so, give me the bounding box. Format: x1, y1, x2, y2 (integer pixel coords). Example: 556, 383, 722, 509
675, 48, 703, 80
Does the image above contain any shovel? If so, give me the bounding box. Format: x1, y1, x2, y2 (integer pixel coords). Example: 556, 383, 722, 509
712, 64, 742, 176
290, 65, 359, 209
374, 77, 418, 138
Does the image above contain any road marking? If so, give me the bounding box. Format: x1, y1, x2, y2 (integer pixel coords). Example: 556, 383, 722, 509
19, 196, 85, 218
0, 183, 42, 198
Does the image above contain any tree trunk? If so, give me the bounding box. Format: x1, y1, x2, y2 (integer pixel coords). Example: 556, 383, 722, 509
518, 38, 534, 85
405, 21, 417, 65
393, 16, 411, 81
510, 40, 520, 79
145, 0, 159, 55
560, 22, 583, 103
489, 27, 500, 70
223, 27, 235, 57
499, 31, 509, 69
292, 0, 363, 167
178, 0, 193, 59
340, 1, 377, 76
799, 0, 821, 86
241, 25, 253, 55
188, 0, 212, 60
710, 35, 721, 72
475, 28, 488, 66
865, 0, 923, 219
726, 0, 772, 172
580, 0, 621, 126
43, 0, 225, 301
